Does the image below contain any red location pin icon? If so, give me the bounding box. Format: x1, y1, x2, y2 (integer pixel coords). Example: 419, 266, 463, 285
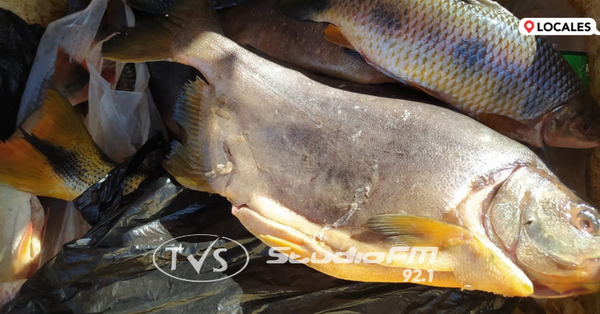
524, 20, 534, 33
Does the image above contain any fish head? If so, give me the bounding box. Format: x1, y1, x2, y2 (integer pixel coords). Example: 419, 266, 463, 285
488, 166, 600, 297
541, 93, 600, 148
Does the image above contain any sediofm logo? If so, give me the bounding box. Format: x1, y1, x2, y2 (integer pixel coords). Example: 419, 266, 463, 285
267, 246, 438, 265
153, 234, 250, 283
519, 18, 600, 36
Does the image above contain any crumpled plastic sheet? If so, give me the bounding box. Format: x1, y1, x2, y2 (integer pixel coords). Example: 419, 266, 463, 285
1, 157, 519, 313
84, 0, 165, 162
16, 0, 105, 124
85, 38, 165, 162
16, 0, 165, 163
37, 199, 91, 266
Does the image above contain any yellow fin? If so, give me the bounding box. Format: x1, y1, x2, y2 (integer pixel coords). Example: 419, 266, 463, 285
260, 234, 312, 261
102, 0, 219, 63
0, 136, 76, 200
366, 215, 471, 248
450, 236, 534, 297
0, 90, 116, 200
164, 78, 214, 193
366, 214, 533, 296
29, 89, 93, 148
324, 24, 356, 51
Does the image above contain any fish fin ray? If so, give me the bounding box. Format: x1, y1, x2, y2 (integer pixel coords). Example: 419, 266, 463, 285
0, 89, 113, 200
30, 89, 93, 149
478, 113, 539, 146
164, 78, 214, 193
261, 234, 312, 261
0, 137, 74, 199
450, 236, 534, 296
367, 214, 533, 296
366, 214, 470, 248
324, 24, 356, 51
103, 0, 219, 63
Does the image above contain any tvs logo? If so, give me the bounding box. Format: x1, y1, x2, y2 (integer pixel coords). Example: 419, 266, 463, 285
153, 234, 250, 282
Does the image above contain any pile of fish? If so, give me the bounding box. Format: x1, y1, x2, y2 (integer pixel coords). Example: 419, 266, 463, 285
1, 0, 600, 310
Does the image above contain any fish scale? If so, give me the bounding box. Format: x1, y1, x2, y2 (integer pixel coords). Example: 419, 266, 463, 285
294, 0, 597, 146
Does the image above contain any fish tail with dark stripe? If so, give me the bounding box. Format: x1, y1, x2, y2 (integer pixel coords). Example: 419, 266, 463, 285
0, 90, 146, 201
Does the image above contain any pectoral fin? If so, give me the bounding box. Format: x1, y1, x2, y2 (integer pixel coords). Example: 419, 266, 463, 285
323, 25, 356, 51
478, 113, 540, 147
366, 214, 470, 248
366, 214, 534, 296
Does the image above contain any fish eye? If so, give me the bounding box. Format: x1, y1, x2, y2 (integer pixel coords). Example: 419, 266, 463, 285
576, 210, 599, 235
578, 119, 598, 135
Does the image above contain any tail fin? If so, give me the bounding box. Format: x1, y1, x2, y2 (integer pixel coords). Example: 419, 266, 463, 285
0, 90, 116, 201
164, 78, 215, 193
102, 0, 220, 64
0, 136, 71, 200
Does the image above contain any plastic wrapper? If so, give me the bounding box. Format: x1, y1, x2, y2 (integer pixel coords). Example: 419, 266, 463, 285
86, 41, 165, 162
82, 0, 165, 162
16, 0, 106, 124
37, 199, 90, 265
17, 0, 165, 163
0, 187, 44, 308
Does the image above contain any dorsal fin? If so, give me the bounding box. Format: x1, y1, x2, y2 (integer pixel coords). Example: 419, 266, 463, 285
164, 78, 215, 193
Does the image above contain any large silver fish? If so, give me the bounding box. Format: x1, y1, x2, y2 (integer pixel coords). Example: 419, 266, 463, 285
110, 0, 600, 297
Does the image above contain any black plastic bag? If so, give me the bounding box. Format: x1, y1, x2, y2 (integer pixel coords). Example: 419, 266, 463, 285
0, 9, 44, 140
